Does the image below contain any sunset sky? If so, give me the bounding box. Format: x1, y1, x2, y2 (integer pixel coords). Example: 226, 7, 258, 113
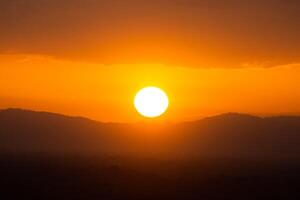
0, 0, 300, 122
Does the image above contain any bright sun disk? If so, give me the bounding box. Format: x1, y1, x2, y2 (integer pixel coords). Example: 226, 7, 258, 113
134, 86, 169, 118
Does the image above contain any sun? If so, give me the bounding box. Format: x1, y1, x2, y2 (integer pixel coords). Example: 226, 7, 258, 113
134, 86, 169, 118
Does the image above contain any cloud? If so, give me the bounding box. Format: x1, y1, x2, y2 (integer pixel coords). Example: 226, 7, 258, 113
0, 0, 299, 68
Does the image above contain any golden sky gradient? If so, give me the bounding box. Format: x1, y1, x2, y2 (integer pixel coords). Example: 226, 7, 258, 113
1, 54, 299, 122
0, 0, 299, 122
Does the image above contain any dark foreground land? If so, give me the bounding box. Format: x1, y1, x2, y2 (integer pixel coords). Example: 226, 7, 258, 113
0, 154, 299, 200
1, 109, 300, 199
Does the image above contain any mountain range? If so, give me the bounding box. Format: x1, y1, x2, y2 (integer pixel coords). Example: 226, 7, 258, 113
0, 108, 299, 161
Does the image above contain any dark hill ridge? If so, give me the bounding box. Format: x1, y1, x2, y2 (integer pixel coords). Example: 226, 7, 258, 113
0, 108, 300, 160
0, 108, 134, 154
175, 116, 300, 160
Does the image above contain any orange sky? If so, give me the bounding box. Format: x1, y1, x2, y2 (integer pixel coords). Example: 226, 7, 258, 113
1, 54, 299, 122
0, 0, 300, 122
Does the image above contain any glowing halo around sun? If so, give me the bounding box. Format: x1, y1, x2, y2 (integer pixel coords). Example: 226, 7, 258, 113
134, 87, 169, 118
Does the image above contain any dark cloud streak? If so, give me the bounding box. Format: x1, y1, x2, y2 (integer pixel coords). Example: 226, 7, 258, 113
0, 0, 299, 67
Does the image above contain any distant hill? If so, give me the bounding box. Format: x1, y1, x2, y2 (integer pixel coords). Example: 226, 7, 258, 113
0, 108, 132, 155
0, 109, 300, 160
174, 113, 300, 159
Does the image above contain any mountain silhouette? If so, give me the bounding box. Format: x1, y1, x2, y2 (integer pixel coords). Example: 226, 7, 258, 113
1, 109, 300, 199
0, 108, 299, 160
